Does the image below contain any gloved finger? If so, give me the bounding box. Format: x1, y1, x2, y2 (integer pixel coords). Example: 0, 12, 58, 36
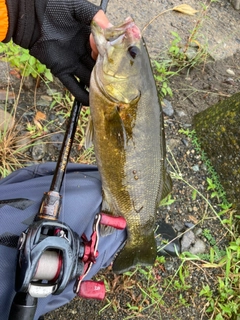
79, 53, 96, 74
58, 74, 90, 106
74, 2, 100, 25
74, 62, 92, 87
74, 27, 96, 69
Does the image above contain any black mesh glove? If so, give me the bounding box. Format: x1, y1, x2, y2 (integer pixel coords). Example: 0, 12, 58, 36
5, 0, 101, 105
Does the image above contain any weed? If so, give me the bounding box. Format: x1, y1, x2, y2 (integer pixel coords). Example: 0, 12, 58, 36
0, 77, 35, 177
26, 121, 53, 139
0, 108, 32, 177
0, 41, 53, 81
150, 2, 219, 100
200, 235, 240, 319
173, 127, 239, 320
49, 91, 74, 115
200, 228, 226, 262
160, 193, 175, 206
153, 60, 175, 97
179, 128, 231, 209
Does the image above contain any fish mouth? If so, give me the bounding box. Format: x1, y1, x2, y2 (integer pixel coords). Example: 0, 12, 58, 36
104, 17, 141, 42
104, 18, 141, 53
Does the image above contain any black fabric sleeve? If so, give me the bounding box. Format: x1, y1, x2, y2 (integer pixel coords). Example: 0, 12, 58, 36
3, 0, 100, 49
3, 0, 44, 48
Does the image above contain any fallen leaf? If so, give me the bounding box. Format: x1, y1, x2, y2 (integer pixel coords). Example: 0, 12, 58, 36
35, 110, 46, 121
188, 215, 199, 224
173, 4, 198, 15
9, 69, 21, 79
33, 118, 43, 130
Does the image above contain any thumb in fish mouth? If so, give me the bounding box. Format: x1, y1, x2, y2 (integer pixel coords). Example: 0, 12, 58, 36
90, 10, 113, 60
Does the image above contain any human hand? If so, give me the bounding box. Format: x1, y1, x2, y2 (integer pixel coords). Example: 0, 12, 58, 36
29, 1, 110, 105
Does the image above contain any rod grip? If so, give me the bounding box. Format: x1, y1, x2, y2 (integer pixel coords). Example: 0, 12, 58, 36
8, 292, 37, 320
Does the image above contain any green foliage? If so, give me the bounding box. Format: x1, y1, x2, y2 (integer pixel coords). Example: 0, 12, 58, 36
179, 128, 231, 209
178, 128, 239, 320
160, 193, 175, 206
200, 228, 226, 262
168, 31, 185, 63
200, 236, 240, 319
0, 41, 53, 81
153, 26, 208, 99
153, 60, 174, 97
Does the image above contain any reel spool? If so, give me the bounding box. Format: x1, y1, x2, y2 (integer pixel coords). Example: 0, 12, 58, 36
33, 250, 62, 282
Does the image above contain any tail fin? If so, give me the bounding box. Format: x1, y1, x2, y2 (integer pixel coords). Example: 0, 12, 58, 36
112, 232, 157, 274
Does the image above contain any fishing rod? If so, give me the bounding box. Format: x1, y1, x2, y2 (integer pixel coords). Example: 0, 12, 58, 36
8, 1, 121, 319
8, 98, 84, 320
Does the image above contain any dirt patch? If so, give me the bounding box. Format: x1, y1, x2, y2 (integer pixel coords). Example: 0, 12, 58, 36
169, 50, 240, 123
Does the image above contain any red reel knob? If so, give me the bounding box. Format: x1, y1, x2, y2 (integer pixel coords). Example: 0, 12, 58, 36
78, 280, 105, 300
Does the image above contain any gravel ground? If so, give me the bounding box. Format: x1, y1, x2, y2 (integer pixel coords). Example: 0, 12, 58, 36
0, 0, 239, 319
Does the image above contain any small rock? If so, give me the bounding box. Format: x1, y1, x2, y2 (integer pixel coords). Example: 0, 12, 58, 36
70, 310, 77, 315
175, 109, 187, 118
189, 239, 206, 255
223, 77, 234, 85
185, 222, 195, 229
22, 76, 35, 90
40, 95, 52, 102
226, 68, 235, 76
181, 230, 195, 252
162, 99, 174, 117
36, 100, 50, 107
173, 221, 185, 232
181, 138, 189, 147
164, 260, 175, 271
181, 123, 192, 128
192, 164, 200, 172
167, 138, 179, 150
46, 88, 60, 96
195, 228, 203, 236
185, 46, 198, 60
31, 141, 46, 161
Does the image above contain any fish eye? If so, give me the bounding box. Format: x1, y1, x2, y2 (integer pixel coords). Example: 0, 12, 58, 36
128, 46, 139, 59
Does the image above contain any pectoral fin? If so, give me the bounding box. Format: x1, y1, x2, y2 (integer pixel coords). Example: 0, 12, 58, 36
105, 106, 127, 149
85, 116, 94, 149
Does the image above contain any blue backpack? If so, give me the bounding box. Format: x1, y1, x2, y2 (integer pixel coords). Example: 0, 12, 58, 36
0, 162, 126, 319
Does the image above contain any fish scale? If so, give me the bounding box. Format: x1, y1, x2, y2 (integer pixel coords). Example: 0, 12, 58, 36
89, 17, 172, 274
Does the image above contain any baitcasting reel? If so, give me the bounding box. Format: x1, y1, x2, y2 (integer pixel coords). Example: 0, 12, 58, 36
15, 212, 126, 300
16, 219, 84, 298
